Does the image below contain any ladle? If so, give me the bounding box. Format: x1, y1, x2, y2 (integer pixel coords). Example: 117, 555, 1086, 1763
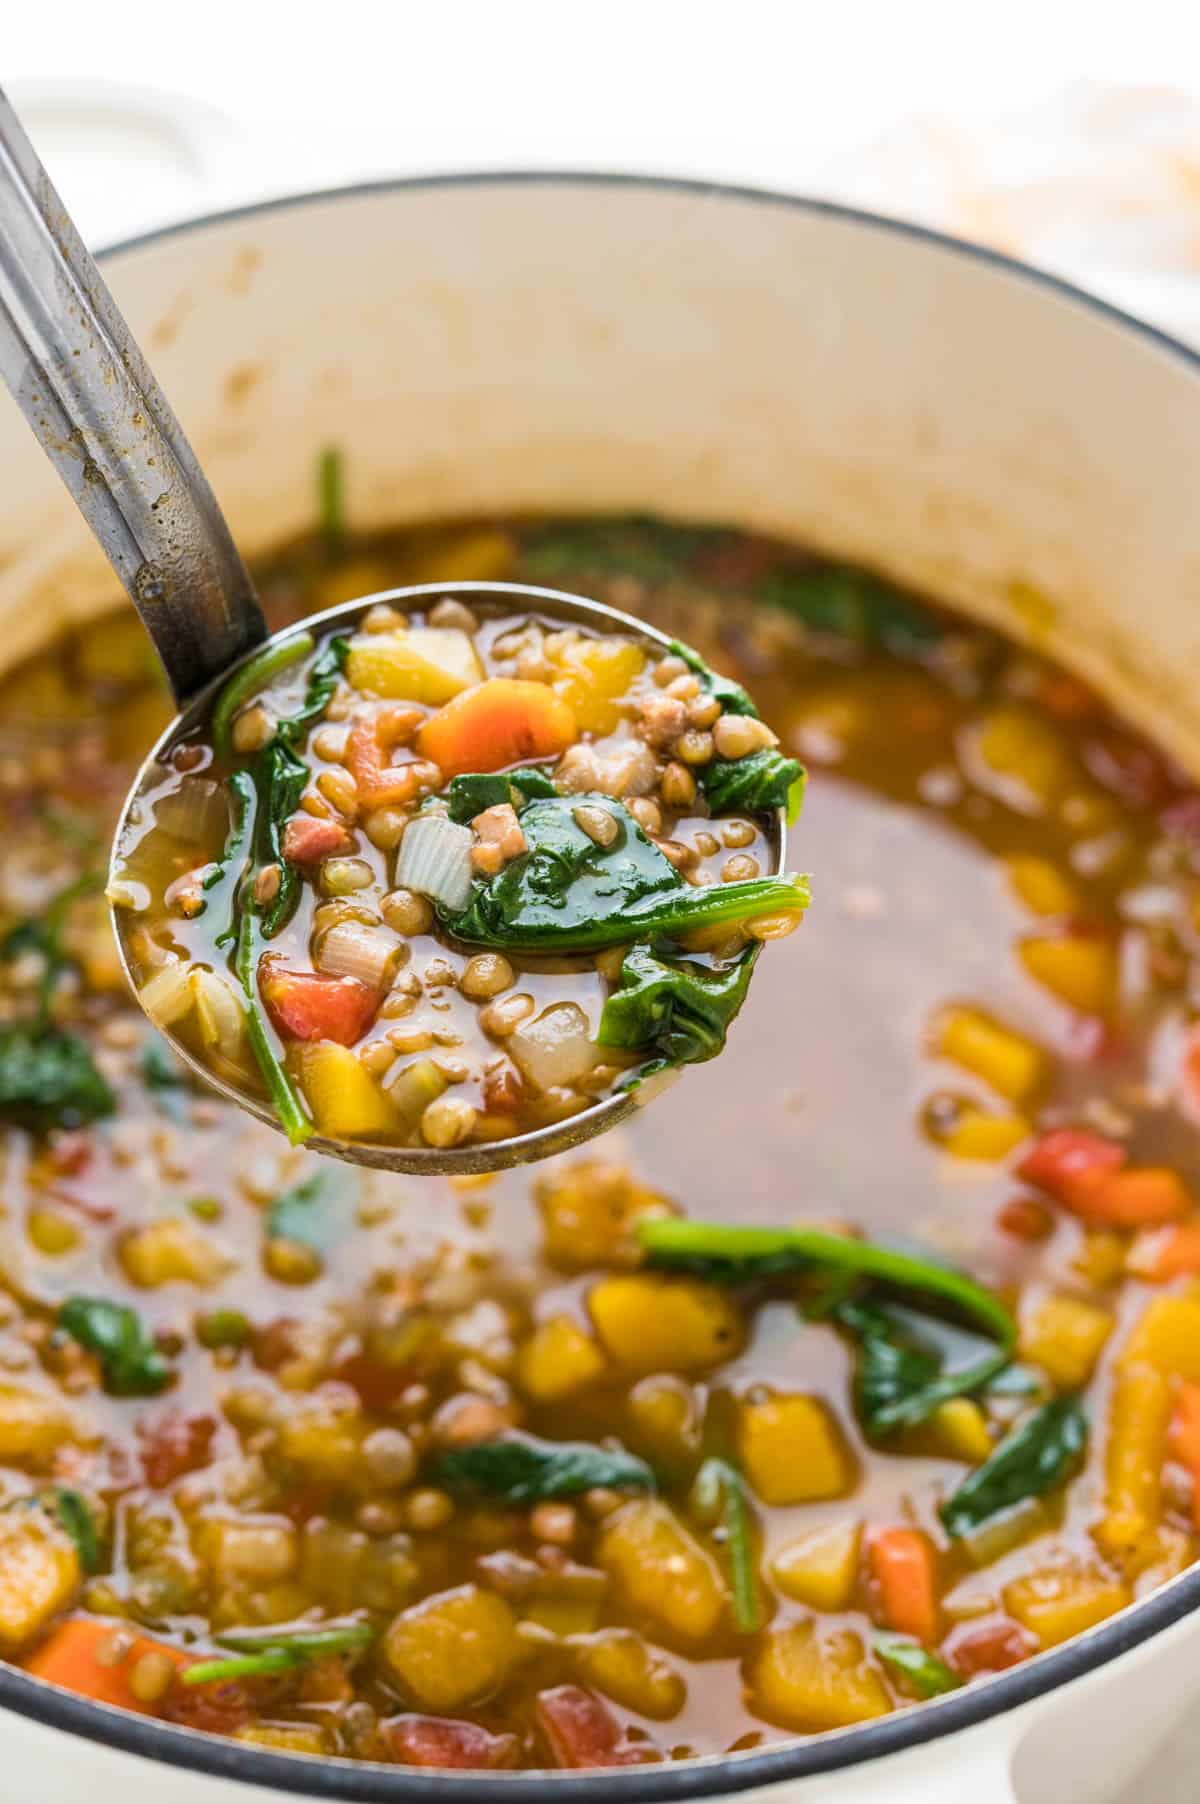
0, 89, 787, 1174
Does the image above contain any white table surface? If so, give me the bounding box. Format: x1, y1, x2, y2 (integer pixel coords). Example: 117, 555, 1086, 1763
2, 5, 1200, 1794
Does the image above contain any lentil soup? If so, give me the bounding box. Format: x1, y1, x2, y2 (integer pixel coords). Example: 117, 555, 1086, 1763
0, 510, 1198, 1768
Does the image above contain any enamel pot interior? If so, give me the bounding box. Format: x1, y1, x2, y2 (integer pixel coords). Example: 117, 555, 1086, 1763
0, 175, 1199, 1801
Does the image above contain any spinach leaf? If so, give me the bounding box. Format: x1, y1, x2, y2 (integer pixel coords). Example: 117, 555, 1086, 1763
49, 1488, 100, 1573
234, 909, 312, 1146
445, 767, 558, 825
59, 1296, 171, 1396
433, 1431, 655, 1503
671, 642, 806, 824
250, 740, 308, 937
598, 943, 759, 1076
874, 1634, 960, 1697
211, 633, 314, 763
520, 516, 724, 586
203, 768, 255, 899
836, 1297, 1012, 1436
638, 1218, 1016, 1357
693, 1456, 759, 1633
757, 565, 941, 653
443, 794, 808, 951
267, 1172, 342, 1253
184, 1618, 372, 1685
939, 1396, 1088, 1538
0, 1026, 113, 1129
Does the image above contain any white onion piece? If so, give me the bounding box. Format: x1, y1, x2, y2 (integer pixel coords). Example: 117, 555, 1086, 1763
315, 920, 398, 988
138, 961, 192, 1027
508, 1002, 598, 1092
189, 969, 245, 1055
395, 814, 474, 911
153, 778, 229, 849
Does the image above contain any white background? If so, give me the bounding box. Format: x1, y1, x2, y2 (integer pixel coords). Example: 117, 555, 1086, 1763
4, 3, 1200, 1796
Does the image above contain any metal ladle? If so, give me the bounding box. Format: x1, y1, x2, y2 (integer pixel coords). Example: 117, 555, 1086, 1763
0, 89, 787, 1174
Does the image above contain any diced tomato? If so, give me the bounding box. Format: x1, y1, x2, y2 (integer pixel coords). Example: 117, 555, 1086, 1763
996, 1197, 1055, 1243
162, 1676, 255, 1736
945, 1616, 1035, 1678
868, 1527, 939, 1645
1169, 1382, 1200, 1531
140, 1412, 216, 1488
386, 1715, 521, 1770
281, 814, 355, 866
259, 959, 380, 1046
535, 1686, 661, 1769
1017, 1128, 1126, 1200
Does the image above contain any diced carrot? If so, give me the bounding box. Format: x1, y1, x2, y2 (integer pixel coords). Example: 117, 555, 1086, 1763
1129, 1223, 1200, 1282
868, 1527, 939, 1645
345, 706, 428, 811
281, 815, 355, 866
417, 679, 578, 781
386, 1715, 521, 1770
259, 960, 380, 1046
1017, 1130, 1189, 1228
25, 1618, 191, 1712
1169, 1382, 1200, 1531
535, 1685, 660, 1769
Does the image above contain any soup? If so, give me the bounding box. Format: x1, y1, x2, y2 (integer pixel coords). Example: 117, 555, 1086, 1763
0, 509, 1197, 1768
111, 593, 805, 1153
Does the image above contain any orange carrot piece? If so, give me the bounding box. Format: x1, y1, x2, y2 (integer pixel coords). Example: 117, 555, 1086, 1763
1079, 1168, 1191, 1230
1169, 1383, 1200, 1531
417, 679, 577, 781
869, 1527, 939, 1644
24, 1618, 190, 1711
1129, 1222, 1200, 1282
345, 705, 427, 810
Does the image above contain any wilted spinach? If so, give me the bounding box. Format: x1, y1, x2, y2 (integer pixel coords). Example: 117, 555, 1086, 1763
0, 1025, 113, 1130
445, 766, 558, 824
598, 942, 759, 1077
757, 564, 941, 653
939, 1396, 1088, 1538
433, 1432, 655, 1503
672, 642, 806, 823
58, 1296, 171, 1396
836, 1297, 1013, 1436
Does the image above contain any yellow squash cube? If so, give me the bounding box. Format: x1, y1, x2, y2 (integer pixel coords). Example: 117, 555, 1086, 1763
382, 1584, 518, 1710
0, 1511, 80, 1648
737, 1394, 856, 1505
550, 637, 647, 734
748, 1620, 891, 1730
515, 1315, 607, 1401
926, 1397, 994, 1464
936, 1006, 1050, 1103
535, 1163, 676, 1270
298, 1041, 400, 1140
597, 1498, 727, 1642
1004, 1559, 1130, 1649
1095, 1361, 1171, 1567
771, 1519, 862, 1610
1018, 935, 1118, 1016
1121, 1294, 1200, 1379
589, 1274, 742, 1373
0, 1385, 74, 1463
569, 1627, 686, 1720
937, 1103, 1032, 1162
1005, 855, 1079, 919
120, 1217, 233, 1288
1019, 1292, 1114, 1389
344, 627, 483, 704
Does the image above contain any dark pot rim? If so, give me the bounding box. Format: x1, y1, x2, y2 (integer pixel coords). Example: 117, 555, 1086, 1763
1, 167, 1197, 1801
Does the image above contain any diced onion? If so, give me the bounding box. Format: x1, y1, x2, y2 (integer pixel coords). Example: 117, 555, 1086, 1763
508, 1002, 598, 1092
139, 961, 192, 1027
315, 920, 399, 989
189, 969, 245, 1056
153, 779, 230, 851
394, 814, 474, 911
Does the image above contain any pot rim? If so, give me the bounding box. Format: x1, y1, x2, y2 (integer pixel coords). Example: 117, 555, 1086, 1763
2, 167, 1198, 1800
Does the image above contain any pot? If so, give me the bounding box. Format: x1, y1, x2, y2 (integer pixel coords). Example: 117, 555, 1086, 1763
0, 173, 1197, 1804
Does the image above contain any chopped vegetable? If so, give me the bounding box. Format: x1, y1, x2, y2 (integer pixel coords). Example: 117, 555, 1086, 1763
869, 1527, 939, 1643
692, 1456, 760, 1631
772, 1520, 862, 1611
874, 1633, 961, 1697
58, 1296, 171, 1396
417, 677, 577, 779
597, 1499, 727, 1642
433, 1432, 655, 1503
0, 1511, 83, 1648
939, 1397, 1088, 1537
345, 627, 484, 704
837, 1297, 1011, 1435
0, 1025, 113, 1130
748, 1619, 891, 1729
394, 814, 475, 911
183, 1621, 372, 1688
671, 643, 806, 823
598, 943, 759, 1079
736, 1393, 854, 1504
259, 960, 381, 1046
445, 766, 558, 824
211, 633, 312, 762
266, 1172, 343, 1254
24, 1618, 190, 1706
757, 562, 941, 652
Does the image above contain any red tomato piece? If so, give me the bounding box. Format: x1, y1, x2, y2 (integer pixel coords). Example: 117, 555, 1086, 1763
945, 1616, 1035, 1678
536, 1686, 661, 1769
1017, 1128, 1126, 1201
140, 1412, 217, 1488
259, 960, 380, 1045
280, 813, 355, 866
386, 1716, 521, 1770
996, 1197, 1055, 1243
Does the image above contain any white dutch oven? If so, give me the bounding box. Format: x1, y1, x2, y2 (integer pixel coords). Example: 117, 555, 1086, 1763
0, 174, 1198, 1804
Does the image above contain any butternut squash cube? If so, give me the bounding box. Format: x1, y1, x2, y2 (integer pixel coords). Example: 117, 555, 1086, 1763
597, 1498, 727, 1642
1018, 935, 1118, 1016
1005, 855, 1079, 919
1019, 1292, 1114, 1389
0, 1511, 81, 1648
737, 1394, 855, 1505
344, 628, 483, 704
570, 1627, 686, 1720
748, 1620, 891, 1730
515, 1315, 607, 1402
771, 1519, 862, 1610
298, 1041, 400, 1140
382, 1584, 518, 1710
935, 1006, 1049, 1104
1121, 1294, 1200, 1379
535, 1162, 676, 1269
0, 1385, 73, 1463
927, 1397, 994, 1464
1004, 1558, 1130, 1648
120, 1216, 233, 1288
589, 1274, 742, 1373
550, 637, 647, 735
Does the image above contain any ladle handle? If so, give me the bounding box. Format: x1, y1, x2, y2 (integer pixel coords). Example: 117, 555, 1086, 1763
0, 87, 266, 704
